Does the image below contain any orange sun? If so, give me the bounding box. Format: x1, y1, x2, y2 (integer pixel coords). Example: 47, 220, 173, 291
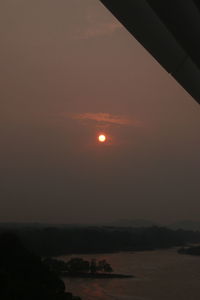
98, 134, 106, 143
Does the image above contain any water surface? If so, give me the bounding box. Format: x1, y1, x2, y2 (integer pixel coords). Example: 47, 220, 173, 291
61, 249, 200, 300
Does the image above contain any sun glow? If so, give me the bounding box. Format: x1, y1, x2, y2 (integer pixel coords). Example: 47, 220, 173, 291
98, 134, 106, 143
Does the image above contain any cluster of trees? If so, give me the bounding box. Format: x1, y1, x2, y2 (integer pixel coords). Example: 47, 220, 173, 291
0, 232, 81, 300
44, 257, 113, 275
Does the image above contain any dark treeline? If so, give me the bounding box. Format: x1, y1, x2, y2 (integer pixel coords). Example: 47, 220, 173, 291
1, 226, 200, 256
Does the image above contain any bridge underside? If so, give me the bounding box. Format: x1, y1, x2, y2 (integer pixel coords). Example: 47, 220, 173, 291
100, 0, 200, 104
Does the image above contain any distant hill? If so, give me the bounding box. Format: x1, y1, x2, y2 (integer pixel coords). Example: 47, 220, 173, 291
0, 222, 54, 229
107, 219, 158, 228
2, 220, 200, 232
0, 222, 85, 229
108, 219, 200, 232
168, 220, 200, 231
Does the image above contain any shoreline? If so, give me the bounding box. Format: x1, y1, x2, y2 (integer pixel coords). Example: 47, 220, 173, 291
61, 272, 134, 279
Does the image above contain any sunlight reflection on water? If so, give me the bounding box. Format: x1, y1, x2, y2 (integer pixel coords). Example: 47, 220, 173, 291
61, 249, 200, 300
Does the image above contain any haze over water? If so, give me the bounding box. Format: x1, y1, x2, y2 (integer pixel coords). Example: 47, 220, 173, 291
61, 249, 200, 300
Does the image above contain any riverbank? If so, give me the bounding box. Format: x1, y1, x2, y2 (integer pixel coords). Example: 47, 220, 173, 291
178, 245, 200, 256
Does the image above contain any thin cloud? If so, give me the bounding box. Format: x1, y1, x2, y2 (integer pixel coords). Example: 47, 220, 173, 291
72, 113, 140, 126
76, 22, 122, 39
74, 5, 122, 40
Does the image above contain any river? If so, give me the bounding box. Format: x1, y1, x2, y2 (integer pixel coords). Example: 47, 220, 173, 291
60, 248, 200, 300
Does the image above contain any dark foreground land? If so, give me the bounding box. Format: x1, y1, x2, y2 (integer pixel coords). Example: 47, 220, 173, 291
0, 232, 81, 300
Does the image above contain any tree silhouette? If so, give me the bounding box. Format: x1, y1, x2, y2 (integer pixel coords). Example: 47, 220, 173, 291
97, 260, 113, 273
66, 258, 90, 274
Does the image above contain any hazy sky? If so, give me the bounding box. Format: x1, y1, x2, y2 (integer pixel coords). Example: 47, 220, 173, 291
1, 0, 200, 224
